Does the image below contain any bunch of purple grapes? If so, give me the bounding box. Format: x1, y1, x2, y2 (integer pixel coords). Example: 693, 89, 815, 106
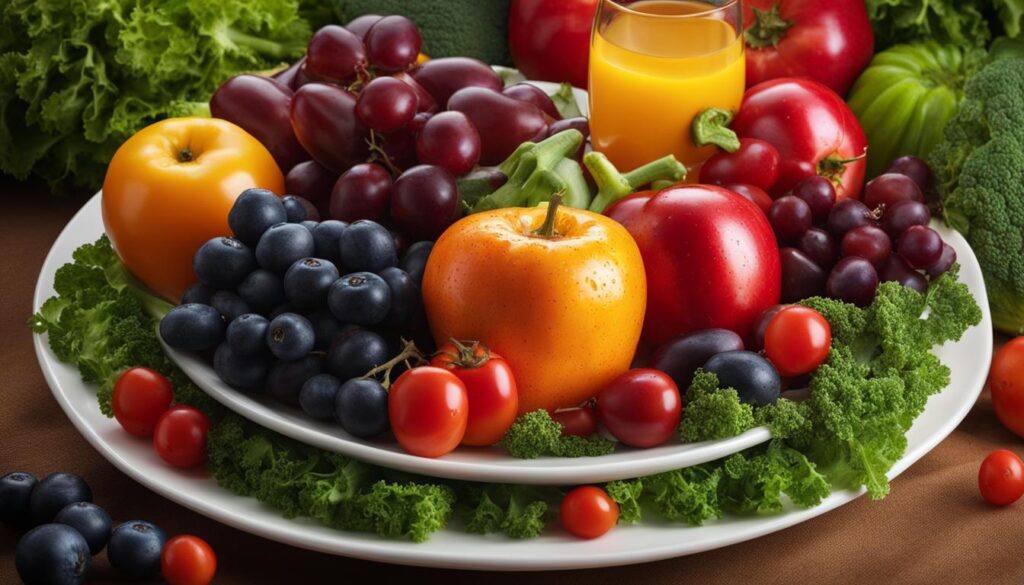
209, 14, 586, 244
766, 155, 956, 306
159, 189, 436, 438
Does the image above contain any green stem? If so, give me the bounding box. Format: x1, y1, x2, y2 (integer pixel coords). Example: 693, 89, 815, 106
623, 155, 687, 190
362, 339, 426, 389
532, 194, 563, 238
586, 152, 687, 213
471, 130, 584, 213
692, 108, 740, 153
223, 27, 305, 59
743, 4, 792, 49
551, 158, 591, 209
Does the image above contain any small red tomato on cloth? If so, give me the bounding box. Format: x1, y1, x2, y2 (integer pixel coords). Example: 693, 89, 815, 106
161, 535, 217, 585
978, 450, 1024, 506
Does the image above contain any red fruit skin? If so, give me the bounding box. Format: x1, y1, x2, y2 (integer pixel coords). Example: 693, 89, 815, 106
596, 369, 681, 448
743, 0, 874, 97
508, 0, 596, 89
550, 404, 598, 437
606, 185, 782, 347
430, 348, 518, 447
731, 78, 868, 200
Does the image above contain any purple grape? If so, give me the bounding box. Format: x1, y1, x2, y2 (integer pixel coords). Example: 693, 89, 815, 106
897, 225, 943, 269
881, 200, 931, 238
827, 198, 874, 237
329, 163, 392, 223
863, 173, 924, 211
792, 175, 836, 222
345, 14, 382, 40
355, 76, 418, 133
768, 196, 813, 243
926, 243, 957, 278
365, 16, 422, 72
841, 225, 891, 266
879, 255, 928, 293
390, 165, 459, 240
306, 25, 366, 83
780, 247, 827, 303
827, 257, 879, 306
886, 155, 934, 195
797, 228, 838, 270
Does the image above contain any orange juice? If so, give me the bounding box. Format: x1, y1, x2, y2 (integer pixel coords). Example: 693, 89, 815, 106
588, 0, 745, 173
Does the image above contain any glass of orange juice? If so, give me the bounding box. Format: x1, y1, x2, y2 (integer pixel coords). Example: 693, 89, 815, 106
588, 0, 745, 174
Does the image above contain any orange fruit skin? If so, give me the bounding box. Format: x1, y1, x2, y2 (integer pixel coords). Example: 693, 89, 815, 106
422, 204, 647, 414
102, 117, 284, 302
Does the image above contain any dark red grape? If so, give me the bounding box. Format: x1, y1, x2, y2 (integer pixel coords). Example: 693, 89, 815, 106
393, 71, 438, 113
798, 227, 838, 269
365, 16, 422, 72
827, 257, 879, 306
377, 129, 418, 170
841, 225, 891, 266
345, 14, 382, 40
751, 304, 788, 351
273, 58, 304, 90
415, 111, 481, 177
547, 117, 589, 160
649, 329, 744, 390
355, 76, 418, 133
827, 198, 874, 237
863, 173, 924, 211
410, 57, 503, 105
723, 183, 773, 213
330, 163, 392, 223
881, 200, 930, 238
502, 83, 562, 120
210, 74, 307, 171
448, 87, 549, 166
286, 160, 337, 217
897, 225, 943, 269
390, 165, 459, 240
780, 248, 827, 303
886, 155, 934, 195
926, 243, 957, 278
792, 175, 836, 222
879, 256, 927, 293
293, 62, 322, 89
306, 25, 366, 83
768, 195, 813, 243
290, 83, 370, 173
408, 112, 433, 135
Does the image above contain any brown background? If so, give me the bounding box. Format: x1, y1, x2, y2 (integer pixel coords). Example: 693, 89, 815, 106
2, 176, 1022, 584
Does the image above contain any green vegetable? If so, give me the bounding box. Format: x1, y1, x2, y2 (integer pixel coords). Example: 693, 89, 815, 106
931, 52, 1024, 334
847, 42, 982, 178
502, 410, 615, 459
864, 0, 1024, 50
470, 130, 587, 212
0, 0, 311, 191
549, 82, 583, 119
584, 152, 687, 214
678, 371, 756, 443
463, 484, 549, 539
691, 108, 740, 153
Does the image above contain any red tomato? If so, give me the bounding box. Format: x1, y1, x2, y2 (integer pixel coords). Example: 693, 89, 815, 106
978, 450, 1024, 506
113, 368, 174, 437
596, 369, 681, 448
508, 0, 596, 89
560, 486, 619, 539
153, 406, 211, 468
388, 367, 468, 458
722, 183, 773, 214
699, 138, 781, 191
732, 78, 868, 200
606, 185, 781, 347
743, 0, 874, 96
161, 535, 217, 585
551, 404, 598, 437
431, 340, 518, 446
763, 306, 831, 377
990, 337, 1024, 439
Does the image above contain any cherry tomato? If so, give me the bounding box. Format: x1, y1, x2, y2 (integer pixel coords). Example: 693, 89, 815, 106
560, 486, 619, 539
431, 341, 518, 446
990, 337, 1024, 439
763, 306, 831, 377
113, 368, 174, 437
550, 404, 597, 437
699, 138, 781, 191
978, 450, 1024, 506
596, 369, 681, 448
722, 183, 773, 214
388, 367, 468, 458
161, 535, 217, 585
153, 406, 211, 468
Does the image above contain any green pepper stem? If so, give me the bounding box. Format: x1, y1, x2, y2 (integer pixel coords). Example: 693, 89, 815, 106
691, 108, 740, 153
533, 194, 563, 238
471, 130, 584, 213
586, 152, 687, 213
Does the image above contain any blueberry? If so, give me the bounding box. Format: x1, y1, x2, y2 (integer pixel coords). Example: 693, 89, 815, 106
312, 220, 347, 266
282, 194, 320, 223
300, 220, 319, 235
0, 471, 37, 527
237, 269, 286, 314
266, 313, 315, 360
299, 374, 341, 420
229, 188, 287, 247
226, 313, 269, 356
54, 502, 111, 555
266, 355, 325, 406
305, 309, 342, 350
268, 303, 296, 320
378, 267, 419, 329
284, 258, 340, 308
256, 223, 315, 272
326, 330, 389, 381
193, 237, 255, 289
214, 343, 269, 391
340, 220, 397, 273
107, 520, 166, 580
399, 241, 433, 285
29, 473, 92, 526
703, 350, 781, 406
336, 378, 390, 438
15, 524, 90, 585
327, 272, 391, 326
181, 282, 215, 305
210, 291, 250, 323
650, 329, 745, 392
159, 304, 224, 351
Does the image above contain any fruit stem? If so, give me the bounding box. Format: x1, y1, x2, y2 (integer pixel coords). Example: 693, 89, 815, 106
470, 130, 583, 213
366, 130, 402, 176
178, 147, 194, 163
362, 339, 426, 390
586, 152, 686, 213
436, 338, 492, 368
691, 108, 740, 153
533, 194, 563, 238
743, 4, 792, 49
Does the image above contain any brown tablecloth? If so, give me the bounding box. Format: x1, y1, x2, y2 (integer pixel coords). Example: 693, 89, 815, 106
2, 175, 1022, 584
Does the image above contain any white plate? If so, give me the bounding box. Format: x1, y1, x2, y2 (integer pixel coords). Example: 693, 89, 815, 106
33, 193, 991, 570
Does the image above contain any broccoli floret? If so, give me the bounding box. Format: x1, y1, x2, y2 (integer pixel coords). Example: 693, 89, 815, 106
679, 371, 757, 442
502, 409, 615, 458
463, 484, 549, 539
931, 54, 1024, 334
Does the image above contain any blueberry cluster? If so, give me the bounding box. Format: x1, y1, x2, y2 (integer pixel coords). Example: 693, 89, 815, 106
159, 189, 435, 438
